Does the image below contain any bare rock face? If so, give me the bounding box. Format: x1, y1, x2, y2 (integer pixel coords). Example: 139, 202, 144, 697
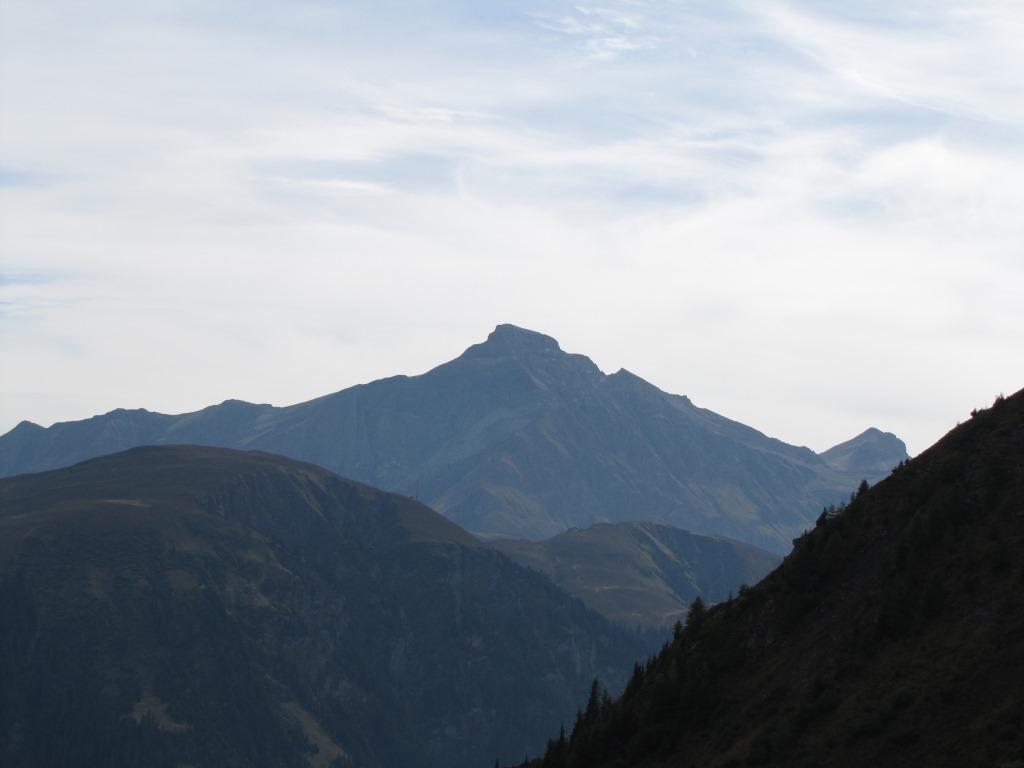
0, 325, 908, 553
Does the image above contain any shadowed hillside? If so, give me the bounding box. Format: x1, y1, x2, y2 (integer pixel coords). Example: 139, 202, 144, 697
513, 389, 1024, 768
0, 446, 650, 768
0, 326, 908, 553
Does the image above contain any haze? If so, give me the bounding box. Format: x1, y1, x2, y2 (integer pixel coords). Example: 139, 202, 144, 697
2, 0, 1022, 456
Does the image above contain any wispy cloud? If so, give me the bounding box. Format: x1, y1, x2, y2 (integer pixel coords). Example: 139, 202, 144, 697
747, 1, 1024, 126
1, 0, 1022, 454
533, 4, 664, 60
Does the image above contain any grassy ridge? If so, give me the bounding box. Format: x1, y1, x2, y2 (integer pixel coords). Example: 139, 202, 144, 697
0, 446, 650, 768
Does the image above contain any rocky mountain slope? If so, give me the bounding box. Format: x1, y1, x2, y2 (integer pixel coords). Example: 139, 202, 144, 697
0, 446, 650, 768
0, 325, 908, 552
513, 389, 1024, 768
492, 522, 780, 629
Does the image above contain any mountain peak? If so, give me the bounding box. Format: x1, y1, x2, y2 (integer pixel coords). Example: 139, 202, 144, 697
484, 324, 561, 353
820, 426, 909, 476
444, 325, 604, 399
10, 420, 44, 433
456, 324, 585, 371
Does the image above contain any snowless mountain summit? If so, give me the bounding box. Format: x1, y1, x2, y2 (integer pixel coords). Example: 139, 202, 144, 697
0, 324, 908, 553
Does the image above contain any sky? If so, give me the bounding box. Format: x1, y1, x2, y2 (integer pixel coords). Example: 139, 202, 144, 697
1, 0, 1022, 457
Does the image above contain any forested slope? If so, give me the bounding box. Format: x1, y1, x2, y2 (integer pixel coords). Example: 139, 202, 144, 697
515, 390, 1024, 768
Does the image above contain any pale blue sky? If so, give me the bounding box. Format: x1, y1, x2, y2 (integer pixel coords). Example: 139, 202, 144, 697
2, 0, 1023, 455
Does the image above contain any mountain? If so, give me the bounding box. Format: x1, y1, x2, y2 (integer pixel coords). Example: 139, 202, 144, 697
491, 522, 781, 629
0, 325, 909, 552
0, 446, 650, 768
819, 427, 909, 477
514, 390, 1024, 768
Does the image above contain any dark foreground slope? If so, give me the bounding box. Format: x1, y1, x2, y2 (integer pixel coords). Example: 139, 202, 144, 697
492, 522, 780, 629
0, 326, 908, 553
0, 446, 648, 768
516, 390, 1024, 768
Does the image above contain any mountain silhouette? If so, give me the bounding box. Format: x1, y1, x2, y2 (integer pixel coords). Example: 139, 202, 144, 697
0, 325, 907, 553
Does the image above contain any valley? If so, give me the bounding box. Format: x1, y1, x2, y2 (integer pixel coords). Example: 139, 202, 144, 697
4, 326, 996, 768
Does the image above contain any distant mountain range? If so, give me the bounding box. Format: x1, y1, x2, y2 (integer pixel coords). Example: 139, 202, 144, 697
0, 446, 650, 768
514, 389, 1024, 768
493, 522, 780, 629
0, 325, 908, 552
